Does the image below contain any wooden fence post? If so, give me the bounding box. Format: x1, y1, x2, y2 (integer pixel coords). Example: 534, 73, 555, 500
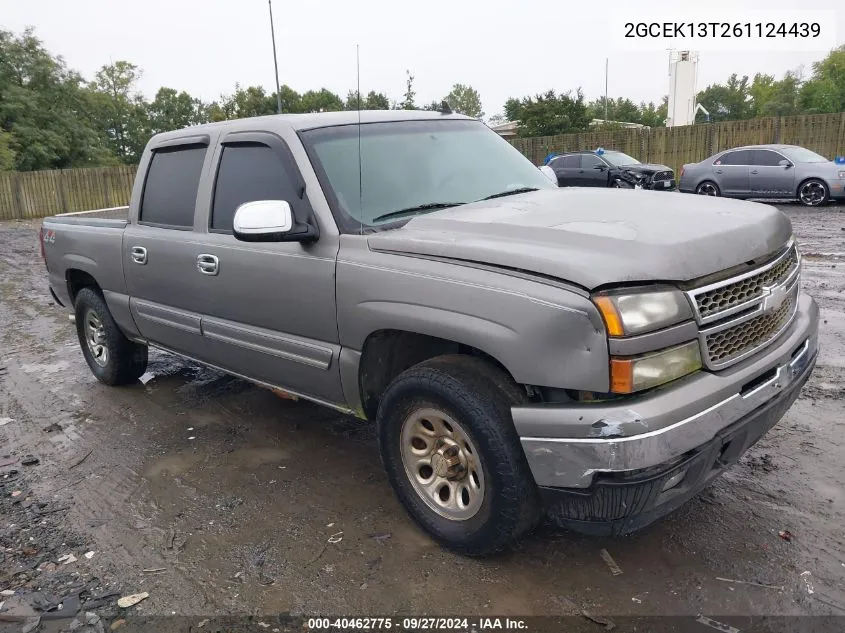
100, 169, 112, 208
11, 172, 24, 220
56, 170, 68, 213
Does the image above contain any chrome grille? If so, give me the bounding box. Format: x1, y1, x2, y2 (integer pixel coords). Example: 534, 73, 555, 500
693, 245, 798, 319
687, 241, 802, 370
703, 284, 798, 366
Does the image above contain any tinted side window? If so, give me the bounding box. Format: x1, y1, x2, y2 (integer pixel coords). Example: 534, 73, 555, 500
140, 145, 207, 227
753, 150, 785, 166
717, 150, 753, 166
211, 143, 299, 232
561, 155, 581, 168
581, 154, 605, 169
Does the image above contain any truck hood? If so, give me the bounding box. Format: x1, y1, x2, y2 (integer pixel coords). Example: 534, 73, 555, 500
618, 163, 672, 174
366, 188, 793, 290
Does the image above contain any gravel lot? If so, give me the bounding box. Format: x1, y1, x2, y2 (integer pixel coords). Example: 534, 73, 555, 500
0, 203, 843, 632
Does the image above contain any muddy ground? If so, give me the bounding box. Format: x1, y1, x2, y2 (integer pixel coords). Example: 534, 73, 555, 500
0, 204, 843, 632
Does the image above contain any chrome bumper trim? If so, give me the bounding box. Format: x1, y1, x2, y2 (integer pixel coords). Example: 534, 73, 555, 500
519, 332, 816, 489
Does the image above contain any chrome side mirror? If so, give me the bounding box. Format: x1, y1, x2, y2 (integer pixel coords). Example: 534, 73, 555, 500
233, 200, 317, 243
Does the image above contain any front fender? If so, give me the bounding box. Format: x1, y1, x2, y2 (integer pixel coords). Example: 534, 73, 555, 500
336, 238, 611, 393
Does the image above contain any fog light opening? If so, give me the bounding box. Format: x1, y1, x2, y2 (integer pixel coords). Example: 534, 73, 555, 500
661, 469, 687, 493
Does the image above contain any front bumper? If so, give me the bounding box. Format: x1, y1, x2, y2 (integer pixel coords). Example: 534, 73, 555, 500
645, 179, 676, 190
513, 292, 819, 532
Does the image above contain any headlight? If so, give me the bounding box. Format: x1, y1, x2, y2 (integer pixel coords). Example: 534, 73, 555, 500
610, 341, 702, 394
838, 171, 845, 179
593, 288, 693, 337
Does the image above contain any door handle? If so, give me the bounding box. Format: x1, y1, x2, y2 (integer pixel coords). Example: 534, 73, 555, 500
131, 246, 147, 265
750, 170, 759, 174
197, 254, 219, 276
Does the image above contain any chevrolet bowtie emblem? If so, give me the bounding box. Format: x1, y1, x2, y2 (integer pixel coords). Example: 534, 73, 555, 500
761, 282, 789, 313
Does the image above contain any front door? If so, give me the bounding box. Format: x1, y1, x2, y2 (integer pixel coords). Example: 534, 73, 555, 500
713, 149, 752, 197
749, 149, 796, 197
189, 133, 343, 405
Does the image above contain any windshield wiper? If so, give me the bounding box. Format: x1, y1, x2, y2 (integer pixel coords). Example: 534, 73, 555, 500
479, 187, 539, 201
371, 202, 465, 224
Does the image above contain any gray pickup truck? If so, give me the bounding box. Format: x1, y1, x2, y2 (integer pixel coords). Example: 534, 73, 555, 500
41, 111, 819, 556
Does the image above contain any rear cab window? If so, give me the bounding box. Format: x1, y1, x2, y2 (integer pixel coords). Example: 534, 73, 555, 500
139, 144, 207, 229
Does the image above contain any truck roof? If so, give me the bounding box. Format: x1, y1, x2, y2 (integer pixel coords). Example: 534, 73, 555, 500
148, 110, 475, 145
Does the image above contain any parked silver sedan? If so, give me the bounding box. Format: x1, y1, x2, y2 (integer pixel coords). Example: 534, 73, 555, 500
678, 144, 845, 206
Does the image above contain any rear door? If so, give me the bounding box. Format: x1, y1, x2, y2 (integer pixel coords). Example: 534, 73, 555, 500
749, 149, 796, 197
550, 155, 581, 187
713, 149, 752, 196
123, 137, 214, 360
579, 154, 609, 186
187, 132, 343, 404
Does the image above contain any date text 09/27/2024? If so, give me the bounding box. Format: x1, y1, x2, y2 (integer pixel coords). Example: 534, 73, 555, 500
624, 22, 822, 38
307, 618, 528, 631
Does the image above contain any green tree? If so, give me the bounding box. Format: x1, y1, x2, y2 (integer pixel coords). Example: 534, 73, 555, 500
147, 87, 207, 134
504, 89, 590, 137
750, 72, 801, 117
0, 27, 115, 170
586, 97, 642, 124
90, 61, 150, 163
399, 70, 416, 110
800, 46, 845, 113
639, 98, 667, 127
0, 129, 15, 170
345, 89, 390, 110
298, 88, 344, 113
443, 83, 483, 118
695, 74, 752, 122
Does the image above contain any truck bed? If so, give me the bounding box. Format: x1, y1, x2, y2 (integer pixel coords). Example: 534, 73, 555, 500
47, 205, 130, 227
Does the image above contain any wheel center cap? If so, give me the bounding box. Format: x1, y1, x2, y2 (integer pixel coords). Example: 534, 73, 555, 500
431, 440, 465, 480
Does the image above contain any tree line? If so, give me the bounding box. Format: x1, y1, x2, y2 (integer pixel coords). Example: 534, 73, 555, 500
500, 47, 845, 137
2, 25, 844, 172
0, 29, 483, 171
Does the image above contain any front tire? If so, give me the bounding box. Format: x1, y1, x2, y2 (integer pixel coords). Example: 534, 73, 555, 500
696, 181, 720, 196
74, 288, 148, 385
797, 179, 829, 207
377, 356, 540, 556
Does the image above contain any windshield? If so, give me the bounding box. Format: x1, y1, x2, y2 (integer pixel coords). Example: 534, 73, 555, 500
780, 147, 829, 163
301, 119, 556, 231
601, 151, 641, 167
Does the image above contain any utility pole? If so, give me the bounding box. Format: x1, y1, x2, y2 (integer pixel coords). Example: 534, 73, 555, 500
268, 0, 282, 114
604, 58, 609, 122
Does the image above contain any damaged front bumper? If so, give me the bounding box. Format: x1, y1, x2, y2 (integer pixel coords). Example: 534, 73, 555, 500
512, 292, 819, 535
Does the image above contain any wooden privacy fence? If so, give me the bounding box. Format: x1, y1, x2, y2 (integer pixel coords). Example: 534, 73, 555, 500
2, 112, 845, 220
509, 112, 845, 176
0, 165, 136, 221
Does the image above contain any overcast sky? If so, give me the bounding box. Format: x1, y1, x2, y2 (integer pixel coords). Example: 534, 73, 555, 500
4, 0, 842, 117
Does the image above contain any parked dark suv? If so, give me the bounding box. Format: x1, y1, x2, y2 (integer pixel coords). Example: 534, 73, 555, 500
548, 149, 676, 190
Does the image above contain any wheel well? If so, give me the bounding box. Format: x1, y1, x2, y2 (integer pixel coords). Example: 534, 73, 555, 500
357, 330, 515, 421
66, 269, 101, 304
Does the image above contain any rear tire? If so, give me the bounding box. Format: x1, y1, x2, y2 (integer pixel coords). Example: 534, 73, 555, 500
74, 288, 148, 385
696, 181, 720, 196
376, 355, 540, 556
797, 178, 829, 207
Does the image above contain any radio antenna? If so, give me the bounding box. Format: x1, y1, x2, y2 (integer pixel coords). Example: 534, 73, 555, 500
356, 44, 363, 235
